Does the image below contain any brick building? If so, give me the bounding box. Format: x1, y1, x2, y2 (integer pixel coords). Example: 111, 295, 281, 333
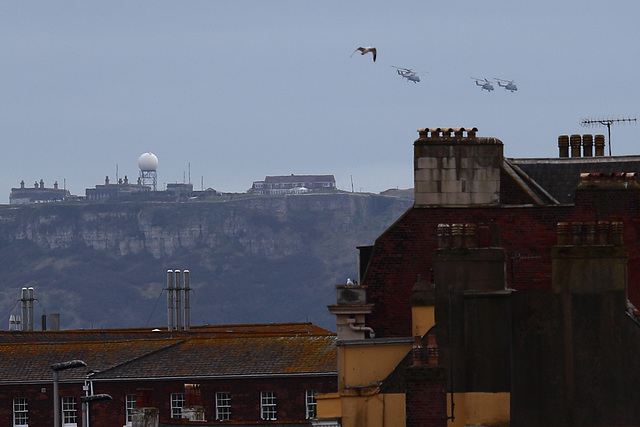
314, 127, 640, 426
0, 323, 337, 426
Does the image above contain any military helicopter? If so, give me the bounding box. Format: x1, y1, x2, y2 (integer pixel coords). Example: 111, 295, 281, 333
392, 66, 426, 83
471, 77, 494, 92
495, 78, 517, 92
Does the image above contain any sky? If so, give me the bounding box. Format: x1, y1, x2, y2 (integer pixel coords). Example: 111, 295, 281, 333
2, 1, 640, 203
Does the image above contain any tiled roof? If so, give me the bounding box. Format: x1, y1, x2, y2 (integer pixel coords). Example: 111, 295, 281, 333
0, 322, 330, 344
0, 323, 336, 384
0, 338, 178, 383
91, 335, 337, 380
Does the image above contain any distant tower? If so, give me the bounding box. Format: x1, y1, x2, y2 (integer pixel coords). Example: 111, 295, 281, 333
138, 152, 159, 191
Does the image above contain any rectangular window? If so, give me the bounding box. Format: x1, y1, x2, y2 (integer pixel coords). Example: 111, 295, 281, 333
171, 393, 185, 419
260, 391, 277, 420
125, 394, 137, 425
305, 389, 319, 419
62, 396, 78, 427
215, 392, 231, 421
13, 397, 28, 427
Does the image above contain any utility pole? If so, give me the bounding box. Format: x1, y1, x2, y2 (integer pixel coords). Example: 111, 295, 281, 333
580, 117, 636, 156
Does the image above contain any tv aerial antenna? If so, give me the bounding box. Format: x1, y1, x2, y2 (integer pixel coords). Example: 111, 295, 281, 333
580, 116, 636, 156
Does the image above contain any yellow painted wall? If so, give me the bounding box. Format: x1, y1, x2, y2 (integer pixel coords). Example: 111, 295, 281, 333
446, 392, 510, 427
464, 392, 510, 427
341, 342, 412, 387
447, 393, 466, 427
382, 394, 406, 427
338, 393, 406, 427
411, 305, 435, 337
315, 392, 341, 419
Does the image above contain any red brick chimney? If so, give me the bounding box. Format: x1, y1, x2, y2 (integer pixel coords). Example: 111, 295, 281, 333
405, 330, 447, 427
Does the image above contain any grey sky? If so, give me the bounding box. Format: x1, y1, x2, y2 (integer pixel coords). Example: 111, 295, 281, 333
2, 1, 639, 202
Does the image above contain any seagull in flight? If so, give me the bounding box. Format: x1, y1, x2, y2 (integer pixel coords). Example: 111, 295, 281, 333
350, 46, 377, 62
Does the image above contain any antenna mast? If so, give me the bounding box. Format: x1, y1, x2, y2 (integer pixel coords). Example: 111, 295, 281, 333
580, 117, 636, 156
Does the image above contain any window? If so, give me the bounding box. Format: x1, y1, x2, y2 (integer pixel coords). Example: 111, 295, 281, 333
260, 391, 277, 420
13, 397, 28, 427
305, 390, 319, 419
62, 396, 78, 427
171, 393, 185, 419
215, 392, 231, 421
125, 394, 137, 425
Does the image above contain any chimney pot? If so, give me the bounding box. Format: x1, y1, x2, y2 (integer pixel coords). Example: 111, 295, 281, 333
464, 223, 477, 248
571, 222, 583, 245
597, 221, 610, 245
570, 134, 582, 157
582, 134, 593, 157
612, 222, 624, 245
584, 222, 596, 245
558, 135, 569, 158
451, 224, 464, 248
595, 134, 606, 156
557, 222, 570, 246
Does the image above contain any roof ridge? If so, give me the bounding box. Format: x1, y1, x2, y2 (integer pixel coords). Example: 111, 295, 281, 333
91, 339, 187, 377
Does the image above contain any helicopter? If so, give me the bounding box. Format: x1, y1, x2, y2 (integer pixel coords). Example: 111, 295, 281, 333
495, 78, 517, 92
471, 77, 494, 92
392, 66, 426, 83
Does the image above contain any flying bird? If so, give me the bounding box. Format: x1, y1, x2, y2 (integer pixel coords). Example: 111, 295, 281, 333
351, 46, 377, 62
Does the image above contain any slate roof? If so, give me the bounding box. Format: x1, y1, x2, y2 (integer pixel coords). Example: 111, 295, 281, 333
0, 322, 336, 384
509, 155, 640, 203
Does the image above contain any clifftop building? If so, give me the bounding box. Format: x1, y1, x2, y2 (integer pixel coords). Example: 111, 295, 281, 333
10, 179, 70, 204
249, 174, 336, 195
85, 175, 151, 200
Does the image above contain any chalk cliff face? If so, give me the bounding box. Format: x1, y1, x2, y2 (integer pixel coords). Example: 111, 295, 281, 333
0, 193, 412, 331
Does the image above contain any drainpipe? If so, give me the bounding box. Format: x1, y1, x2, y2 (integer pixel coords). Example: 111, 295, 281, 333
346, 318, 375, 338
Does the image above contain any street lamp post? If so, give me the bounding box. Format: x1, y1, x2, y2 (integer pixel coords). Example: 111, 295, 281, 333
81, 394, 112, 427
51, 360, 87, 427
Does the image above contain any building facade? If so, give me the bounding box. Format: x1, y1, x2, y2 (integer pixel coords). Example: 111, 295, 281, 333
0, 323, 337, 427
10, 179, 71, 204
249, 175, 336, 195
85, 175, 151, 200
314, 127, 640, 427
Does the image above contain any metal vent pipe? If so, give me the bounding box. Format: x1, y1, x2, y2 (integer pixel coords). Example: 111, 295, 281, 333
27, 287, 34, 331
167, 270, 174, 331
175, 270, 182, 330
184, 270, 190, 332
21, 287, 28, 331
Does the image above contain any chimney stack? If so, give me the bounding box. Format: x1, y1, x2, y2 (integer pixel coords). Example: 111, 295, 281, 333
167, 269, 191, 332
414, 127, 503, 206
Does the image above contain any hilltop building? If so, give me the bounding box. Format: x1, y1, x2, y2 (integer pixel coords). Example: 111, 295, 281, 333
0, 323, 337, 427
9, 179, 71, 204
249, 175, 336, 195
85, 175, 152, 200
314, 128, 640, 427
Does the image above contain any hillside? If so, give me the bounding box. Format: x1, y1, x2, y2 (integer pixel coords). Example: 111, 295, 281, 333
0, 192, 413, 331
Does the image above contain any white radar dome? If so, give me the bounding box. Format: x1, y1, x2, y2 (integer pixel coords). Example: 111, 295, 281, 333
138, 152, 159, 171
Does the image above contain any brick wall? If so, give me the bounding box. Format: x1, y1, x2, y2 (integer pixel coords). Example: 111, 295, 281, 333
405, 365, 447, 427
0, 375, 336, 426
363, 195, 640, 338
